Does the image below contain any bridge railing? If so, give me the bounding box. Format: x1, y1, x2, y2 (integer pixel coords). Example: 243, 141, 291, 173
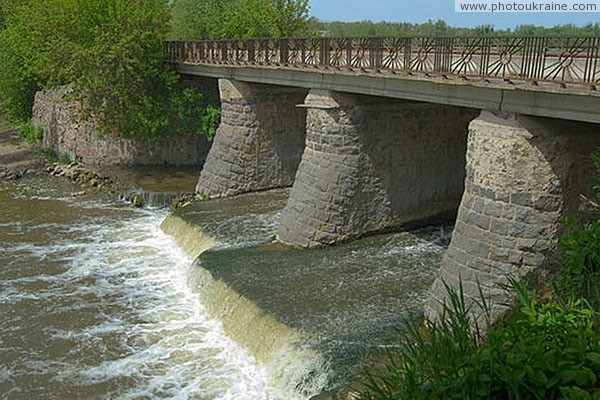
165, 36, 600, 86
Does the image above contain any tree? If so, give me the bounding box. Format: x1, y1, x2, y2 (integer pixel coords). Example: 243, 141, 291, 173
0, 0, 217, 139
169, 0, 311, 39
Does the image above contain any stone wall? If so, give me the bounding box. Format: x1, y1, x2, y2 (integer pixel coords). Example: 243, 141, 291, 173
426, 111, 600, 321
195, 79, 308, 197
32, 87, 210, 166
277, 90, 479, 247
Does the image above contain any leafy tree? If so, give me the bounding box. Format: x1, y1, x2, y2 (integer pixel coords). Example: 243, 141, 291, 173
0, 0, 217, 140
170, 0, 310, 39
313, 19, 600, 38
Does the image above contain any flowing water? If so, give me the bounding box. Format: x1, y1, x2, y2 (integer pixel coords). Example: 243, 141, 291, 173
1, 175, 449, 399
0, 176, 285, 399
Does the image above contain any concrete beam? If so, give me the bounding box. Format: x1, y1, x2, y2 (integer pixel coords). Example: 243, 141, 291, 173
176, 63, 600, 125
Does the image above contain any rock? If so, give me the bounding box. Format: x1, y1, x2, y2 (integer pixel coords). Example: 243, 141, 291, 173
6, 169, 23, 180
132, 194, 143, 207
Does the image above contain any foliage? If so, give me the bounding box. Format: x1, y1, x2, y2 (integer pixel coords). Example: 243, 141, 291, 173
487, 284, 599, 399
556, 218, 600, 313
200, 103, 221, 140
361, 279, 600, 399
170, 0, 311, 40
58, 152, 71, 165
591, 152, 600, 207
313, 19, 600, 38
0, 0, 216, 140
18, 122, 42, 144
555, 151, 600, 310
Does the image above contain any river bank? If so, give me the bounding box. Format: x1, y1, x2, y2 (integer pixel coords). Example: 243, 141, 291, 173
0, 126, 198, 208
0, 126, 46, 181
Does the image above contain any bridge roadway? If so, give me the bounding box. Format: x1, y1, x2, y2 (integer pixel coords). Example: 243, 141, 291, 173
166, 36, 600, 123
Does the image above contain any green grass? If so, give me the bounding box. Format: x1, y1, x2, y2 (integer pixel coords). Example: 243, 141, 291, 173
360, 277, 600, 400
18, 122, 42, 143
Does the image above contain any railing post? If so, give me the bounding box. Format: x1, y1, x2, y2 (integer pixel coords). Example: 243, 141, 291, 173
586, 36, 599, 84
370, 37, 382, 69
320, 38, 330, 67
280, 38, 288, 65
219, 41, 226, 63
346, 38, 353, 68
404, 37, 412, 72
248, 39, 255, 63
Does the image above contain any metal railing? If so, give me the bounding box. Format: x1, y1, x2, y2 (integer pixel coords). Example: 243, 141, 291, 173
165, 36, 600, 87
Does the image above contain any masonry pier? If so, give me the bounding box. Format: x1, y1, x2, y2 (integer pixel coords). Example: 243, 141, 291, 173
426, 111, 600, 319
195, 79, 308, 197
276, 90, 478, 247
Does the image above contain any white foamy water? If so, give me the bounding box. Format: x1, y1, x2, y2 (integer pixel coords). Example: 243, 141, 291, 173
0, 180, 292, 399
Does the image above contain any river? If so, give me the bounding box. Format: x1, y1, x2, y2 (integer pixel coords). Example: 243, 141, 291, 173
0, 174, 448, 399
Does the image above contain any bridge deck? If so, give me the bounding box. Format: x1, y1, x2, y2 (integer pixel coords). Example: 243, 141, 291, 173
166, 36, 600, 123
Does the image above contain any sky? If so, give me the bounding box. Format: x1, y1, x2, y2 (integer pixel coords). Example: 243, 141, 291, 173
309, 0, 600, 29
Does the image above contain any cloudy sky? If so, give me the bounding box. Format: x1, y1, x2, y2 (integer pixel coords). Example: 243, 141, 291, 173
309, 0, 599, 29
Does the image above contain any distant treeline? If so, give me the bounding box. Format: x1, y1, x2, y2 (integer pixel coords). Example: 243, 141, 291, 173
310, 19, 600, 37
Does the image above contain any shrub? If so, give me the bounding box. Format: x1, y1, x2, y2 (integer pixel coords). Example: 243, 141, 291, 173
0, 0, 216, 140
360, 279, 600, 399
18, 122, 42, 143
556, 219, 600, 310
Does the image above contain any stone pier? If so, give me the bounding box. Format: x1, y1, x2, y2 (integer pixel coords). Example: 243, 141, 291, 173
195, 79, 308, 197
426, 111, 600, 320
277, 90, 478, 247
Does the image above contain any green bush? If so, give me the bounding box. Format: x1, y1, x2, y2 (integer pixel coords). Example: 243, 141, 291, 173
361, 279, 600, 399
18, 122, 42, 143
486, 284, 599, 399
556, 219, 600, 310
0, 0, 216, 140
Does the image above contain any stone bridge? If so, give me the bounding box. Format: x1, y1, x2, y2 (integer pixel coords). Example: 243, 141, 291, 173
166, 36, 600, 318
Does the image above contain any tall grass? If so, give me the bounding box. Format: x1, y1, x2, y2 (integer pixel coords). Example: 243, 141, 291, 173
361, 275, 600, 399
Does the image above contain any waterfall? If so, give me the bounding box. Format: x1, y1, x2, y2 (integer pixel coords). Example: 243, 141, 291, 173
159, 188, 450, 397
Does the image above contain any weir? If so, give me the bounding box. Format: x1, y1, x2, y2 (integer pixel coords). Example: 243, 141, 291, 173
160, 189, 450, 396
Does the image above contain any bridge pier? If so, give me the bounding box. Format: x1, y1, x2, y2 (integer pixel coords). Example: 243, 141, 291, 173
196, 79, 308, 197
426, 111, 600, 321
276, 90, 478, 247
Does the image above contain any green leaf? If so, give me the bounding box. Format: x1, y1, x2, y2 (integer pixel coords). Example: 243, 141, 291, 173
559, 369, 578, 385
586, 353, 600, 369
